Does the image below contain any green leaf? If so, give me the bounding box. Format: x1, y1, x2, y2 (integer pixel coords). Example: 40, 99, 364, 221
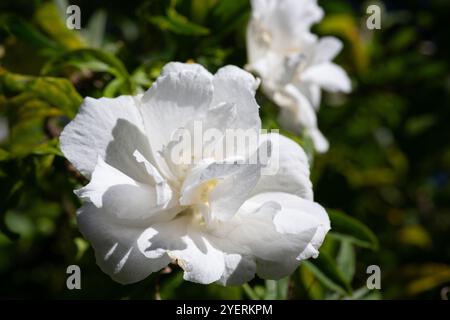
34, 2, 85, 50
32, 138, 62, 157
0, 14, 62, 53
149, 8, 210, 36
328, 209, 379, 250
337, 239, 356, 282
0, 179, 24, 240
303, 251, 353, 296
0, 149, 10, 161
264, 278, 289, 300
242, 283, 260, 300
103, 78, 125, 98
1, 69, 83, 119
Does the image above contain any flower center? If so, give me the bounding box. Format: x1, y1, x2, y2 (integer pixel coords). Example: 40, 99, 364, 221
199, 179, 218, 203
179, 178, 219, 227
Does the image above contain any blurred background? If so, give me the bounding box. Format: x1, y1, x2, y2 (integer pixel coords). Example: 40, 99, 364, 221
0, 0, 449, 299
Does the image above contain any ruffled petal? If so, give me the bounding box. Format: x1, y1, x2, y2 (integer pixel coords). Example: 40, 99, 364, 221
168, 227, 225, 284
75, 156, 175, 221
239, 192, 329, 279
313, 36, 343, 64
60, 95, 153, 180
275, 84, 318, 129
249, 0, 323, 51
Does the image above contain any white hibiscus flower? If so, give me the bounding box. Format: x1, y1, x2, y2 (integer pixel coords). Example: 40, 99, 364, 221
246, 0, 351, 153
60, 62, 330, 285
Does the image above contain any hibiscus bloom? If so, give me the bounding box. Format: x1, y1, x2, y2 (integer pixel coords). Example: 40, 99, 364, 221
60, 62, 330, 285
246, 0, 351, 153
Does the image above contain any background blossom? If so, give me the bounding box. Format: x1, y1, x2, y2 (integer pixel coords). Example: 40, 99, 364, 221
60, 62, 330, 285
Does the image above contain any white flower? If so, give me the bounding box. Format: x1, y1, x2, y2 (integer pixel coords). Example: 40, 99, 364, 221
60, 62, 330, 285
246, 0, 351, 153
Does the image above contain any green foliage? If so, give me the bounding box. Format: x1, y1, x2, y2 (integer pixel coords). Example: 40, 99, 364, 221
303, 252, 352, 296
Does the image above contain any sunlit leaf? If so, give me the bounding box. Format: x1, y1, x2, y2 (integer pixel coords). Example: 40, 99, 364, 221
0, 14, 62, 54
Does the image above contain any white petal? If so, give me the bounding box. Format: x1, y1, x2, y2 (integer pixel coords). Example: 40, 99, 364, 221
60, 95, 153, 180
207, 200, 304, 280
274, 86, 330, 153
77, 203, 171, 284
301, 62, 352, 93
208, 164, 261, 221
195, 191, 330, 283
251, 133, 313, 200
246, 20, 271, 65
133, 150, 180, 213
